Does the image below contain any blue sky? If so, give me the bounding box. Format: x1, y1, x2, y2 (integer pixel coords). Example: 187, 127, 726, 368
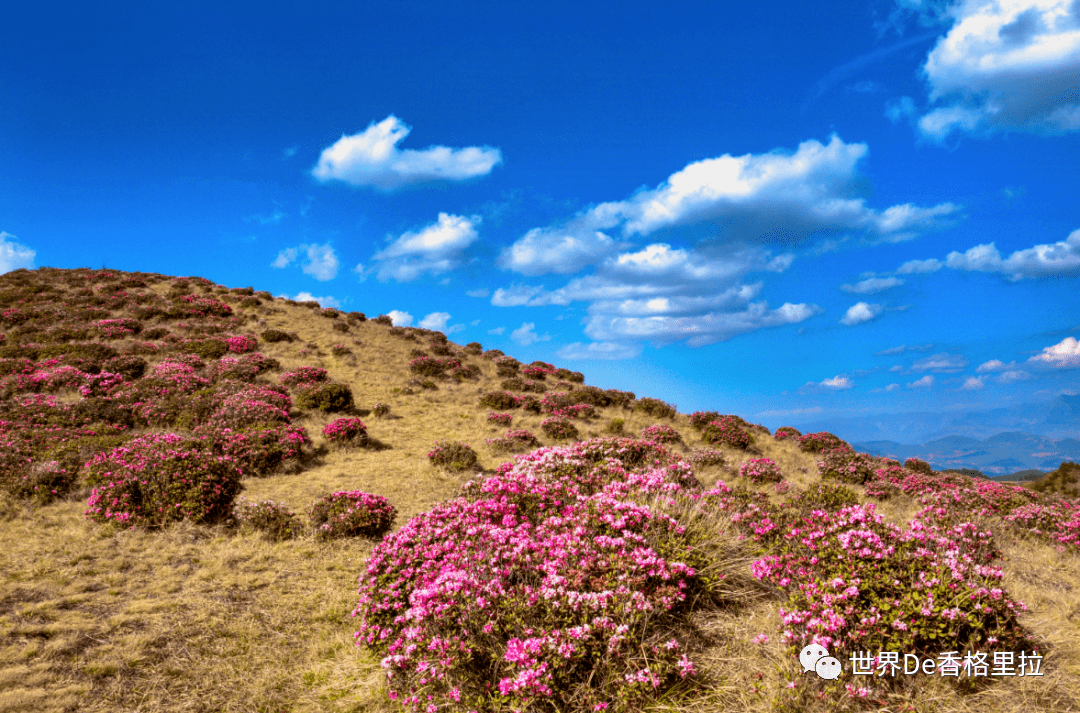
3, 0, 1079, 442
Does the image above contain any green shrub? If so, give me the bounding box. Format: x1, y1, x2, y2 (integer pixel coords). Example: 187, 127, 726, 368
818, 449, 878, 485
260, 329, 294, 343
479, 391, 518, 410
904, 458, 933, 475
103, 355, 147, 380
798, 431, 850, 453
463, 342, 482, 355
332, 320, 350, 333
309, 491, 396, 541
606, 417, 625, 434
372, 315, 394, 326
554, 367, 585, 383
176, 338, 229, 360
428, 441, 478, 472
787, 482, 860, 513
233, 498, 303, 541
541, 416, 578, 441
295, 382, 354, 413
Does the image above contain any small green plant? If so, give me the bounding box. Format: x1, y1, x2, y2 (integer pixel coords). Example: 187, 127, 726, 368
635, 397, 676, 419
372, 403, 391, 417
904, 457, 934, 475
479, 391, 518, 410
427, 441, 479, 472
260, 329, 294, 343
606, 417, 625, 434
295, 382, 354, 413
541, 416, 578, 441
176, 338, 229, 360
233, 498, 303, 541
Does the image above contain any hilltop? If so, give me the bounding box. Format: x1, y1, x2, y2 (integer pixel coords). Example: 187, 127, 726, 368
1, 266, 1079, 713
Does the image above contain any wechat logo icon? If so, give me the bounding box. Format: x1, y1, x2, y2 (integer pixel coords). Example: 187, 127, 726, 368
800, 644, 843, 680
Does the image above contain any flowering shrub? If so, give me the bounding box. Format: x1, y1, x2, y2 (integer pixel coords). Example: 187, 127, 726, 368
818, 449, 878, 485
487, 412, 513, 426
78, 371, 128, 398
798, 431, 850, 453
279, 366, 328, 388
521, 364, 554, 379
102, 355, 147, 380
95, 318, 142, 339
635, 397, 676, 419
700, 418, 752, 450
330, 343, 352, 356
323, 417, 368, 446
738, 458, 783, 484
904, 457, 933, 475
428, 441, 479, 472
83, 438, 242, 529
689, 411, 721, 430
372, 402, 391, 418
640, 424, 683, 445
540, 416, 578, 441
225, 334, 258, 353
194, 423, 312, 477
205, 392, 290, 430
773, 426, 802, 441
485, 429, 541, 453
177, 294, 233, 318
353, 439, 720, 713
310, 491, 396, 541
233, 498, 303, 541
410, 356, 457, 377
686, 449, 730, 468
296, 382, 354, 413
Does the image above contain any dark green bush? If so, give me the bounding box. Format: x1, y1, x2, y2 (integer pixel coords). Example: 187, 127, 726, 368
176, 338, 229, 360
554, 368, 584, 383
103, 355, 147, 380
233, 498, 303, 541
296, 382, 354, 413
428, 441, 478, 472
464, 342, 482, 355
260, 329, 294, 343
479, 391, 518, 410
635, 397, 677, 419
332, 321, 350, 333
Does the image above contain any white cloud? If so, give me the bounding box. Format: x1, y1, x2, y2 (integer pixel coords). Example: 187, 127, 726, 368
418, 312, 452, 330
352, 262, 367, 282
487, 326, 505, 335
916, 0, 1080, 141
498, 221, 624, 275
875, 343, 933, 356
896, 257, 943, 274
976, 359, 1020, 372
271, 243, 339, 281
386, 310, 413, 327
372, 213, 480, 282
284, 292, 342, 309
908, 375, 936, 389
821, 375, 855, 390
885, 383, 902, 392
510, 322, 550, 346
311, 115, 502, 190
912, 352, 969, 372
841, 275, 904, 294
944, 229, 1080, 280
1028, 336, 1080, 368
557, 341, 643, 360
0, 232, 36, 274
840, 302, 884, 325
466, 288, 490, 298
546, 135, 958, 245
491, 284, 566, 307
997, 369, 1032, 382
961, 376, 986, 389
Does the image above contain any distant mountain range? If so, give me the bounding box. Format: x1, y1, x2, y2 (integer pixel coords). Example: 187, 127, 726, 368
852, 431, 1080, 475
789, 394, 1080, 445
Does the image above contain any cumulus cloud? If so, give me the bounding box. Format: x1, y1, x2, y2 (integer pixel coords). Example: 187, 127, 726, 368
976, 359, 1020, 372
912, 352, 969, 372
510, 322, 550, 346
557, 341, 643, 360
418, 312, 452, 330
915, 0, 1080, 141
961, 376, 986, 389
944, 229, 1080, 280
0, 232, 36, 274
997, 369, 1031, 382
311, 116, 502, 190
841, 275, 904, 294
270, 243, 340, 281
895, 258, 943, 274
386, 310, 413, 327
821, 375, 855, 390
1028, 336, 1080, 368
497, 219, 625, 276
372, 213, 480, 282
908, 375, 936, 389
840, 302, 883, 325
556, 136, 957, 245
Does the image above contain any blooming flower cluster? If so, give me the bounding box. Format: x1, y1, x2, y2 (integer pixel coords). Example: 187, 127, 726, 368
540, 416, 578, 440
738, 457, 784, 485
94, 318, 142, 339
322, 417, 368, 445
639, 424, 683, 445
409, 356, 459, 377
773, 426, 802, 441
485, 429, 540, 453
310, 490, 396, 540
798, 431, 850, 453
700, 417, 752, 450
279, 366, 329, 388
486, 412, 513, 426
224, 334, 258, 353
353, 437, 716, 713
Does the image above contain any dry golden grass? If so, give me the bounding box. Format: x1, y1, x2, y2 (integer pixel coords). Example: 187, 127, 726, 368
2, 280, 1079, 712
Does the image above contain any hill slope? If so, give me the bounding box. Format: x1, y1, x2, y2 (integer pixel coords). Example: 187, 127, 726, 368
0, 267, 1079, 713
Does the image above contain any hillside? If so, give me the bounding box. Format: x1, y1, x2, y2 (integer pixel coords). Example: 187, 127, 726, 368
1, 266, 1079, 713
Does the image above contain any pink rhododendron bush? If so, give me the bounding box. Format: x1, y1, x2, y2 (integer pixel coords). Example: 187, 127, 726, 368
310, 490, 396, 540
353, 438, 742, 713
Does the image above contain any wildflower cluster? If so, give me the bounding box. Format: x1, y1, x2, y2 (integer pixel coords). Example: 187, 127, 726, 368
540, 416, 578, 441
738, 457, 784, 484
279, 366, 328, 388
485, 429, 541, 453
798, 431, 850, 453
700, 417, 752, 450
95, 318, 142, 338
640, 424, 683, 445
323, 417, 368, 446
486, 412, 513, 426
233, 498, 303, 541
773, 426, 802, 441
353, 438, 715, 713
521, 364, 555, 379
686, 449, 730, 469
409, 356, 459, 377
428, 441, 479, 472
311, 491, 396, 540
224, 334, 258, 353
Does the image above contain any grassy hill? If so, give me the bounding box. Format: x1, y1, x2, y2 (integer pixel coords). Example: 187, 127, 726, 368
1, 266, 1079, 713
